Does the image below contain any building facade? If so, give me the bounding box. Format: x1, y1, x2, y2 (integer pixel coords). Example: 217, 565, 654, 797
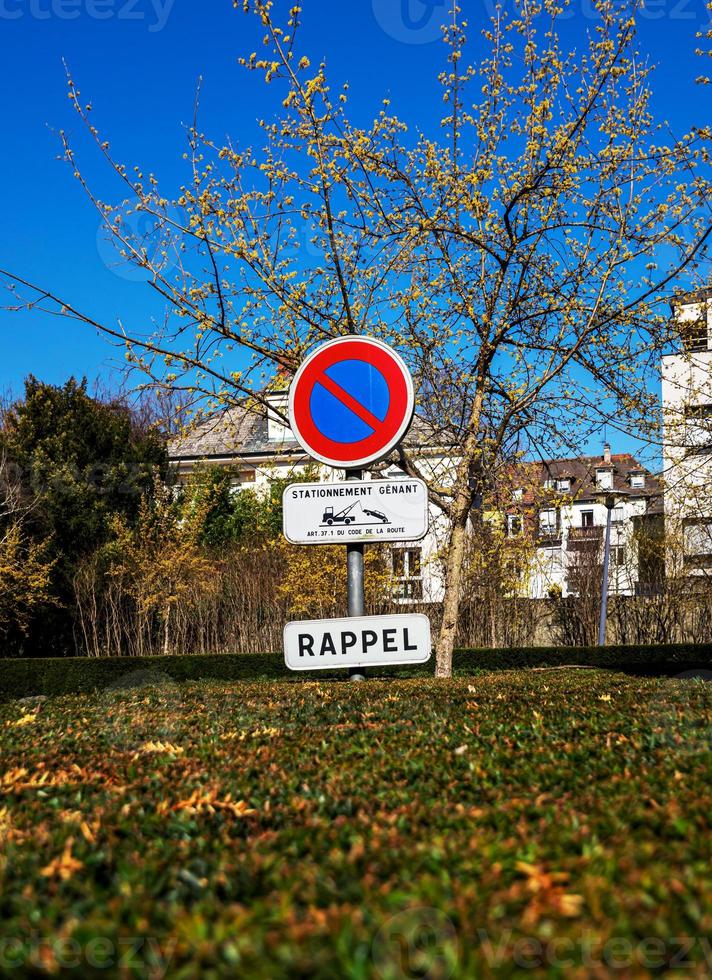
662, 288, 712, 580
501, 450, 662, 599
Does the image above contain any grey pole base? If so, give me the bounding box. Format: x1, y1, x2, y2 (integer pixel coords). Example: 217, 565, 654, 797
346, 468, 366, 682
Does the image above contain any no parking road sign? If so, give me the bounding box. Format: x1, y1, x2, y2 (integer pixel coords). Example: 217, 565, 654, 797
288, 336, 415, 469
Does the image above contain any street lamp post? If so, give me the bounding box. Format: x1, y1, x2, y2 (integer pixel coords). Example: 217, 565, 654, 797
598, 493, 615, 647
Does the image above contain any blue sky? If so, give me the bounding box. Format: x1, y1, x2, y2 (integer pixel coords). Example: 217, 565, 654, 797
1, 0, 710, 458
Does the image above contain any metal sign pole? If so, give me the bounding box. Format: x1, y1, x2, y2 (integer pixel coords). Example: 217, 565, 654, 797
346, 468, 366, 682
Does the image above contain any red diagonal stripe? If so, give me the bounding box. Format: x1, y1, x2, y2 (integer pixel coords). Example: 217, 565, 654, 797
315, 371, 384, 432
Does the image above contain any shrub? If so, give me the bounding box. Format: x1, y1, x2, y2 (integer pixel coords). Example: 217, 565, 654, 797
2, 643, 710, 701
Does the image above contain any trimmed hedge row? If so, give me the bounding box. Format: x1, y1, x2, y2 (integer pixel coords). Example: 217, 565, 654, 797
1, 642, 711, 701
3, 672, 711, 974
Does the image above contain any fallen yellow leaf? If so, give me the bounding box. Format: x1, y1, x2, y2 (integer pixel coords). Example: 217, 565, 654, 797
10, 713, 37, 728
137, 741, 185, 756
40, 838, 83, 881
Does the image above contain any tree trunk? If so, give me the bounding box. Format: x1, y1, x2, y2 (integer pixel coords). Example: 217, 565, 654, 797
435, 496, 472, 677
163, 604, 171, 657
435, 385, 487, 677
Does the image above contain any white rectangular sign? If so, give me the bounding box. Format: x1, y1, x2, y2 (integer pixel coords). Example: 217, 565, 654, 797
284, 613, 431, 671
282, 478, 429, 545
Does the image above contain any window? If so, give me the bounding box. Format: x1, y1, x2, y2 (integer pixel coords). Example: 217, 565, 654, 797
581, 510, 594, 528
684, 404, 712, 452
239, 469, 256, 484
611, 506, 625, 523
556, 479, 571, 493
507, 514, 523, 537
543, 478, 555, 491
544, 547, 563, 572
683, 520, 712, 558
512, 488, 524, 501
682, 313, 709, 352
393, 549, 422, 581
685, 403, 712, 419
539, 509, 558, 534
629, 473, 645, 489
596, 469, 613, 490
611, 545, 626, 567
393, 548, 423, 600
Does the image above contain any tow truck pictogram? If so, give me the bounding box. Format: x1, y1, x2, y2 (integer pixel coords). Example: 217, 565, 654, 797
321, 501, 391, 527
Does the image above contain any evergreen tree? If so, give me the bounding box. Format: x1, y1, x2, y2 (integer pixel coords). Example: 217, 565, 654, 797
0, 377, 168, 654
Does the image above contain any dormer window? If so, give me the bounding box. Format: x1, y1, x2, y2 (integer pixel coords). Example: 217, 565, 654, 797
630, 473, 645, 490
543, 478, 555, 490
556, 478, 570, 493
596, 469, 613, 490
266, 393, 290, 441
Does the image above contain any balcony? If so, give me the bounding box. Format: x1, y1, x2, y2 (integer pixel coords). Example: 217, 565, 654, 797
567, 526, 602, 553
568, 526, 603, 542
635, 581, 664, 597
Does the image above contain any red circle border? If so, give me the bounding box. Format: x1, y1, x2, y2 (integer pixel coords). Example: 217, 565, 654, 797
289, 338, 414, 467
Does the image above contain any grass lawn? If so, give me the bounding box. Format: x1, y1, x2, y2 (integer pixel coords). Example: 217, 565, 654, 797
1, 670, 710, 978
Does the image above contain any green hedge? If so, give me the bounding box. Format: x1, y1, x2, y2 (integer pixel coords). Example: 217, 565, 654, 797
2, 643, 710, 701
3, 672, 711, 974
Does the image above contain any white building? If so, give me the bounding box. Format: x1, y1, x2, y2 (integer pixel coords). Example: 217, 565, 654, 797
502, 448, 663, 599
662, 288, 712, 580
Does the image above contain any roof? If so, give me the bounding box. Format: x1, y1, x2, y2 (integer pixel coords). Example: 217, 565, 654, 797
168, 401, 442, 462
502, 453, 663, 511
169, 405, 298, 460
